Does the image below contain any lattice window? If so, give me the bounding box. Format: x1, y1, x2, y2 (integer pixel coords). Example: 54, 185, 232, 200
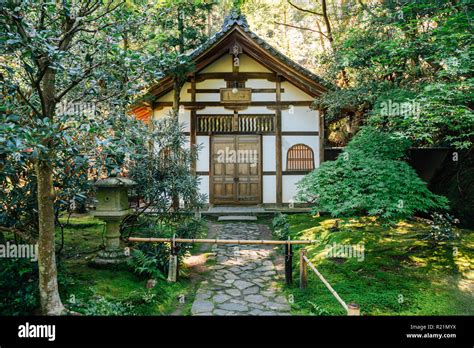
226, 81, 246, 88
286, 144, 315, 171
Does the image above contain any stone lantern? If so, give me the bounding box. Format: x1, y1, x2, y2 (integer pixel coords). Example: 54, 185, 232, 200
91, 176, 136, 265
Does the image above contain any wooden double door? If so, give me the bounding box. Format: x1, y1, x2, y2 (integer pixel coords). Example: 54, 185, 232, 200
211, 135, 261, 205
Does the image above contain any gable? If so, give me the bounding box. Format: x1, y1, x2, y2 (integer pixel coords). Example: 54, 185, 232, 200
134, 12, 332, 115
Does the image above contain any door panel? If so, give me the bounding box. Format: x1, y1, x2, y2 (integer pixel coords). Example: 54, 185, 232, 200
211, 135, 261, 205
211, 135, 236, 204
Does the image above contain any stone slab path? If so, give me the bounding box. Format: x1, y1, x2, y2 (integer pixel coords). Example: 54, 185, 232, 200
191, 222, 291, 316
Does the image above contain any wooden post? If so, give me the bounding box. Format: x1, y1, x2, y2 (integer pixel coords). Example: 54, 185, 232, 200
347, 302, 360, 316
167, 236, 179, 282
285, 242, 293, 285
299, 248, 307, 289
275, 75, 282, 206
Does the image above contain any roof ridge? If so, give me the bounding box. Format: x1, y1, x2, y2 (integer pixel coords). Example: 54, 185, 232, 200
222, 8, 249, 30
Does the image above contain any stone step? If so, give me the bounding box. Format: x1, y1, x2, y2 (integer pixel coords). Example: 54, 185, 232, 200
217, 215, 258, 222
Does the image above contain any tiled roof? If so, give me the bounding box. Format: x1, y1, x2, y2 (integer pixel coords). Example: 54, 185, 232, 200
188, 9, 331, 89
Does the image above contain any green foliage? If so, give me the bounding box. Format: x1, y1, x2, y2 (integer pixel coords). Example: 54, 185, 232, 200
315, 0, 473, 149
307, 301, 330, 316
69, 288, 136, 316
128, 249, 166, 280
297, 127, 449, 221
131, 217, 203, 275
272, 213, 290, 240
424, 213, 459, 244
0, 258, 39, 315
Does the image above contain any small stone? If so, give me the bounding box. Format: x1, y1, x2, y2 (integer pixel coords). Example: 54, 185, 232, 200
218, 302, 249, 312
213, 309, 231, 316
213, 294, 231, 304
243, 286, 260, 295
146, 279, 157, 289
191, 300, 214, 314
225, 289, 241, 296
245, 294, 266, 304
264, 301, 291, 311
234, 280, 253, 290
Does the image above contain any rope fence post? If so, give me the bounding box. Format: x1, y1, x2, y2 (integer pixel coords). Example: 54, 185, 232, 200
284, 238, 293, 285
347, 303, 360, 316
299, 248, 307, 289
167, 234, 178, 282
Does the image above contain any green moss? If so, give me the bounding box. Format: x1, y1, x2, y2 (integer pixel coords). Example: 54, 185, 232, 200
56, 215, 201, 315
283, 214, 474, 316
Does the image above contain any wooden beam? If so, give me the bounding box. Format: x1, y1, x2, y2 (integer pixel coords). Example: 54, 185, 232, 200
187, 88, 285, 93
319, 107, 325, 163
154, 101, 313, 107
275, 75, 283, 206
195, 72, 277, 82
190, 76, 197, 174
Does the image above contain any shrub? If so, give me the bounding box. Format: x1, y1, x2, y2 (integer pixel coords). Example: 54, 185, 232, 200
424, 213, 459, 244
0, 258, 39, 315
69, 288, 136, 316
131, 217, 203, 276
297, 127, 449, 222
272, 213, 290, 240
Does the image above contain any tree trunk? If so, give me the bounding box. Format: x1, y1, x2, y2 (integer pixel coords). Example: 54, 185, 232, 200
36, 160, 65, 315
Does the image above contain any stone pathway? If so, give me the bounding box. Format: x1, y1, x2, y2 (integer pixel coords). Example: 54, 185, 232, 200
191, 222, 291, 316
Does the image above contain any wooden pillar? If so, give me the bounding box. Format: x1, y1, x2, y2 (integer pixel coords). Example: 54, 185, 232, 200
190, 76, 197, 174
299, 248, 307, 289
319, 107, 325, 164
285, 243, 293, 285
275, 75, 283, 206
233, 109, 239, 132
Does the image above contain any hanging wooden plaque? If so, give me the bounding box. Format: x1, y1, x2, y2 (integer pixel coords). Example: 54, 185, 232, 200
220, 88, 251, 103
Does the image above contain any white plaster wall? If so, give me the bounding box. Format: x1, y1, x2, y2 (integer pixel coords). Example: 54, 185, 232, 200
262, 135, 276, 172
239, 54, 271, 72
197, 175, 209, 203
282, 135, 320, 170
196, 93, 221, 102
282, 175, 305, 203
179, 82, 191, 102
246, 79, 275, 89
200, 55, 233, 73
196, 107, 232, 115
196, 135, 210, 172
263, 175, 276, 203
196, 79, 226, 89
152, 108, 190, 132
282, 108, 318, 132
158, 91, 174, 102
153, 107, 173, 119
280, 81, 313, 101
178, 110, 190, 132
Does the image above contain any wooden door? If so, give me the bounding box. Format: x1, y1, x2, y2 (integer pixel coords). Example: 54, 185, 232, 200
211, 135, 261, 205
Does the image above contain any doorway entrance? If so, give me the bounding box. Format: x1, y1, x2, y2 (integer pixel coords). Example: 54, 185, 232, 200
210, 135, 261, 205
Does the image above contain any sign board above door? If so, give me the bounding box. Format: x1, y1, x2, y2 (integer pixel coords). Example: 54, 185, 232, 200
220, 88, 252, 103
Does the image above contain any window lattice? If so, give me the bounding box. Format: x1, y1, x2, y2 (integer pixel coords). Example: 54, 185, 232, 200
286, 144, 314, 171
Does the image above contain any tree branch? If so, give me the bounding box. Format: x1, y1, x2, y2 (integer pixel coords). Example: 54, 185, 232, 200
16, 86, 41, 117
287, 0, 323, 16
274, 21, 328, 37
0, 226, 37, 244
55, 62, 102, 102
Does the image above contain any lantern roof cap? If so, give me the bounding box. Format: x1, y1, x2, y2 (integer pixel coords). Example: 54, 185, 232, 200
94, 177, 136, 188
